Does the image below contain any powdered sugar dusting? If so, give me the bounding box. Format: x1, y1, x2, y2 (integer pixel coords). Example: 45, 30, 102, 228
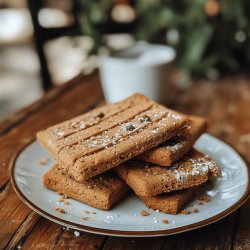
159, 136, 184, 152
79, 121, 86, 129
54, 130, 65, 138
167, 112, 182, 121
58, 106, 185, 155
75, 109, 169, 150
173, 155, 218, 182
151, 128, 159, 134
169, 142, 183, 152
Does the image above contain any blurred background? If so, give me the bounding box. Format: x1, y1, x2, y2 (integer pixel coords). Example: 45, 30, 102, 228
0, 0, 250, 120
0, 0, 87, 119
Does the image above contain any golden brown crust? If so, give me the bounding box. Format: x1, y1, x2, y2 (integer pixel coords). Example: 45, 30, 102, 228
115, 149, 220, 196
37, 93, 189, 181
43, 165, 130, 210
137, 115, 207, 166
140, 186, 198, 214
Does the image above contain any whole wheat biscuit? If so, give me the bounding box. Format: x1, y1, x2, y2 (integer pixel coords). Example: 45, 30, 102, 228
37, 93, 189, 181
37, 93, 154, 154
43, 165, 130, 210
140, 186, 198, 214
137, 116, 207, 166
115, 149, 220, 196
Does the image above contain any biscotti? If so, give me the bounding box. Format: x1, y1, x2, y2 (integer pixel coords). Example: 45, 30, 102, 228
37, 93, 189, 181
115, 149, 220, 196
137, 116, 207, 166
43, 165, 130, 210
140, 187, 198, 214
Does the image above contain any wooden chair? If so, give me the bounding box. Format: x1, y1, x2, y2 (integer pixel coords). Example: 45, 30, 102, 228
27, 0, 80, 90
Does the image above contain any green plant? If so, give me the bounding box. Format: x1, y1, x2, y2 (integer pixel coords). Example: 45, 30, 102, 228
78, 0, 250, 76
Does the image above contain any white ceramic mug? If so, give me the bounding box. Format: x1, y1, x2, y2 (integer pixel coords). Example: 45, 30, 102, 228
99, 42, 176, 104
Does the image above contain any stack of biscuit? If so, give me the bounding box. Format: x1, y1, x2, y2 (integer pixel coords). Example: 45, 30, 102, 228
37, 93, 220, 214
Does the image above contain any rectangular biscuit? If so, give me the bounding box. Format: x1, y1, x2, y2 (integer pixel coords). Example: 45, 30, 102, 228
115, 149, 220, 196
137, 116, 207, 166
43, 165, 130, 210
140, 187, 198, 214
37, 93, 189, 181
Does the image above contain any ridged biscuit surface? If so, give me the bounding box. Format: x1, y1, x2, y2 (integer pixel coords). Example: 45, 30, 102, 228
138, 116, 207, 166
43, 165, 130, 210
115, 149, 220, 196
37, 93, 188, 180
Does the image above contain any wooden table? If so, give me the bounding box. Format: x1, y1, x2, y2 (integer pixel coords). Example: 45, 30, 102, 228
1, 73, 250, 249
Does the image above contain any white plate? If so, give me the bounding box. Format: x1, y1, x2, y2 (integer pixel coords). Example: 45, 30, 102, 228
11, 134, 250, 237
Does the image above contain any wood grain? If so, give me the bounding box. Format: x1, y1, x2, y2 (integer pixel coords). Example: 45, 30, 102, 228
228, 81, 250, 250
52, 229, 106, 250
0, 185, 35, 249
0, 73, 102, 189
0, 73, 103, 250
19, 217, 106, 250
6, 212, 40, 250
20, 218, 62, 250
0, 74, 85, 135
102, 236, 167, 250
162, 213, 237, 250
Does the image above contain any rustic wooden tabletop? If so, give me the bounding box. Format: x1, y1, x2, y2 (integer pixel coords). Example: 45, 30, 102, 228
0, 73, 250, 249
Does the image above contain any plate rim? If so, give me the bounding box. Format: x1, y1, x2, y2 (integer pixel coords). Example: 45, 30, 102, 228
10, 134, 250, 237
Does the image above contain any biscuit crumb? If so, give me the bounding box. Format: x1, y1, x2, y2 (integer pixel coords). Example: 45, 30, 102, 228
58, 197, 64, 202
180, 209, 190, 215
192, 208, 199, 213
198, 202, 204, 206
203, 195, 211, 202
140, 210, 150, 216
39, 158, 50, 165
64, 201, 71, 206
82, 217, 89, 221
198, 195, 211, 202
55, 208, 66, 214
57, 192, 67, 198
84, 210, 90, 214
198, 195, 204, 201
92, 211, 96, 214
161, 219, 169, 224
